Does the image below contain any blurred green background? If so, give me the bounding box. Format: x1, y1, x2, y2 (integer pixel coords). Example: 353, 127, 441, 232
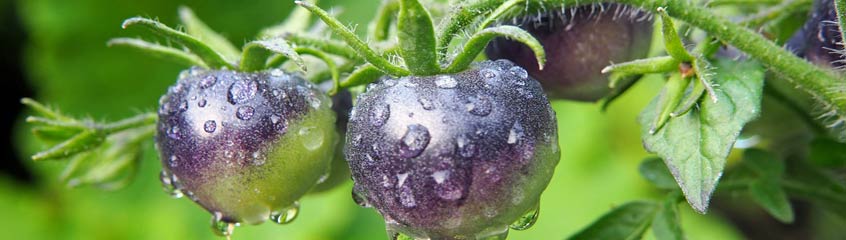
2, 0, 747, 239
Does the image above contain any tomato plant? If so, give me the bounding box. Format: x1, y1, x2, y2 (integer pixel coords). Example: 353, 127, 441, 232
9, 0, 846, 239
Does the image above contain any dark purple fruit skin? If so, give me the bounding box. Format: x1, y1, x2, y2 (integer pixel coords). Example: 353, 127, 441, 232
788, 0, 844, 68
486, 4, 653, 101
156, 68, 337, 224
346, 60, 560, 238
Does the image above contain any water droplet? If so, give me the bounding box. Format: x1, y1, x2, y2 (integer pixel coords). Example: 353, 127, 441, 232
396, 173, 409, 187
167, 125, 181, 139
466, 95, 492, 116
211, 212, 236, 236
168, 155, 179, 167
307, 93, 321, 109
456, 134, 477, 158
236, 106, 255, 120
509, 203, 540, 230
178, 101, 188, 112
481, 68, 498, 79
370, 103, 391, 127
435, 75, 457, 89
402, 81, 418, 88
270, 69, 285, 77
198, 98, 207, 108
270, 202, 300, 224
418, 97, 435, 110
507, 121, 524, 145
478, 226, 509, 240
199, 75, 217, 89
495, 59, 513, 66
204, 120, 217, 133
251, 150, 266, 166
398, 186, 416, 208
399, 124, 430, 158
382, 79, 397, 87
431, 170, 448, 184
509, 66, 528, 79
159, 171, 183, 198
270, 115, 281, 124
228, 80, 258, 104
299, 126, 324, 151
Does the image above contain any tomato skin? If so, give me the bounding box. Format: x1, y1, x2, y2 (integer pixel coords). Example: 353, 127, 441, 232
345, 60, 560, 239
486, 4, 653, 101
156, 68, 338, 224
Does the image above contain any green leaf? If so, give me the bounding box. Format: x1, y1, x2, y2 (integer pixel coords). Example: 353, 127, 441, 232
783, 160, 846, 219
742, 148, 784, 178
178, 6, 241, 62
444, 25, 545, 73
742, 149, 791, 223
639, 157, 679, 190
397, 0, 439, 75
639, 58, 765, 213
567, 201, 658, 240
652, 192, 684, 240
121, 17, 234, 69
749, 178, 794, 223
809, 137, 846, 168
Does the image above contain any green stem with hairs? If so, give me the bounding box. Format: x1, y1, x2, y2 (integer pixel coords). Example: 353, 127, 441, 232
836, 0, 846, 44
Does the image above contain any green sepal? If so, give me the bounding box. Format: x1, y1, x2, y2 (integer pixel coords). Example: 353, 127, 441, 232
341, 64, 385, 89
283, 33, 361, 61
121, 17, 234, 69
602, 56, 679, 88
107, 38, 207, 68
32, 130, 105, 161
296, 1, 410, 76
368, 0, 400, 42
445, 25, 545, 73
657, 8, 694, 62
241, 37, 305, 72
669, 77, 705, 117
178, 6, 241, 62
650, 73, 691, 134
478, 0, 525, 30
397, 0, 440, 75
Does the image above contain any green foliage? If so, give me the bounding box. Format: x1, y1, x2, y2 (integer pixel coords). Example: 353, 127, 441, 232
639, 58, 765, 213
12, 0, 846, 239
639, 157, 679, 190
567, 202, 658, 240
652, 193, 684, 240
742, 149, 794, 223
